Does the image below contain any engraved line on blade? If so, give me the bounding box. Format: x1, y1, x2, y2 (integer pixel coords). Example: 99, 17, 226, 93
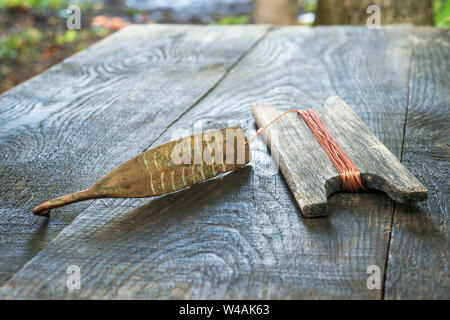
142, 153, 156, 194
204, 133, 216, 176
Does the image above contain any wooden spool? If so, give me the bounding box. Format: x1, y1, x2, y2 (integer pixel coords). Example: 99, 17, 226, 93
251, 96, 428, 217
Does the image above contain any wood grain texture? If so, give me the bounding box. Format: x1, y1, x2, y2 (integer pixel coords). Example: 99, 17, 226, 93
0, 26, 415, 299
384, 28, 449, 299
0, 24, 269, 285
251, 97, 427, 217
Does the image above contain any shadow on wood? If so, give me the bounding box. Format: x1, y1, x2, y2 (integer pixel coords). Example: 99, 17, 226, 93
393, 201, 445, 240
90, 165, 253, 241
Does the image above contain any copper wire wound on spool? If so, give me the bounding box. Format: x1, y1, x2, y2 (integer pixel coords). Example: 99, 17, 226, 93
245, 109, 364, 192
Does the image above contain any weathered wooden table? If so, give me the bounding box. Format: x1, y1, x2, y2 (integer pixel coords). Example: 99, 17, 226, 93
0, 25, 448, 299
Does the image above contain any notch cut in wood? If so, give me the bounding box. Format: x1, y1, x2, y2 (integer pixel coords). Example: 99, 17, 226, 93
251, 96, 427, 217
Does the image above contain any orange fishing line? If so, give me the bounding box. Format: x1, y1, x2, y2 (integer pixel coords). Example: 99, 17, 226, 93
246, 109, 364, 192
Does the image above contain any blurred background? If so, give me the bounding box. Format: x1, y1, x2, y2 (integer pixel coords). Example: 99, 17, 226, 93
1, 0, 449, 94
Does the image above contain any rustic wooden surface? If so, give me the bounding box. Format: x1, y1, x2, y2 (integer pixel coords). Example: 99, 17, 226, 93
0, 25, 447, 299
0, 24, 268, 285
251, 97, 427, 217
384, 27, 449, 300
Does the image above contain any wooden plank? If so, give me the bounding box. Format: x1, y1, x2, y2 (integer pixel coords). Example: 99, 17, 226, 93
0, 26, 413, 299
384, 27, 449, 299
251, 97, 427, 217
0, 24, 269, 285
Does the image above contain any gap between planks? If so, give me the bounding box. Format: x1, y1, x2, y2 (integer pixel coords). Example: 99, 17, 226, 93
380, 28, 414, 299
142, 26, 274, 154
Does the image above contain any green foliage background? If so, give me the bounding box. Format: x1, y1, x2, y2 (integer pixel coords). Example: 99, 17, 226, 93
433, 0, 450, 27
0, 0, 448, 92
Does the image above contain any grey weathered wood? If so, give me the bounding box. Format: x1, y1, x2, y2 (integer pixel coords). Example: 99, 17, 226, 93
0, 26, 415, 299
384, 28, 449, 299
0, 24, 269, 285
251, 96, 427, 217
